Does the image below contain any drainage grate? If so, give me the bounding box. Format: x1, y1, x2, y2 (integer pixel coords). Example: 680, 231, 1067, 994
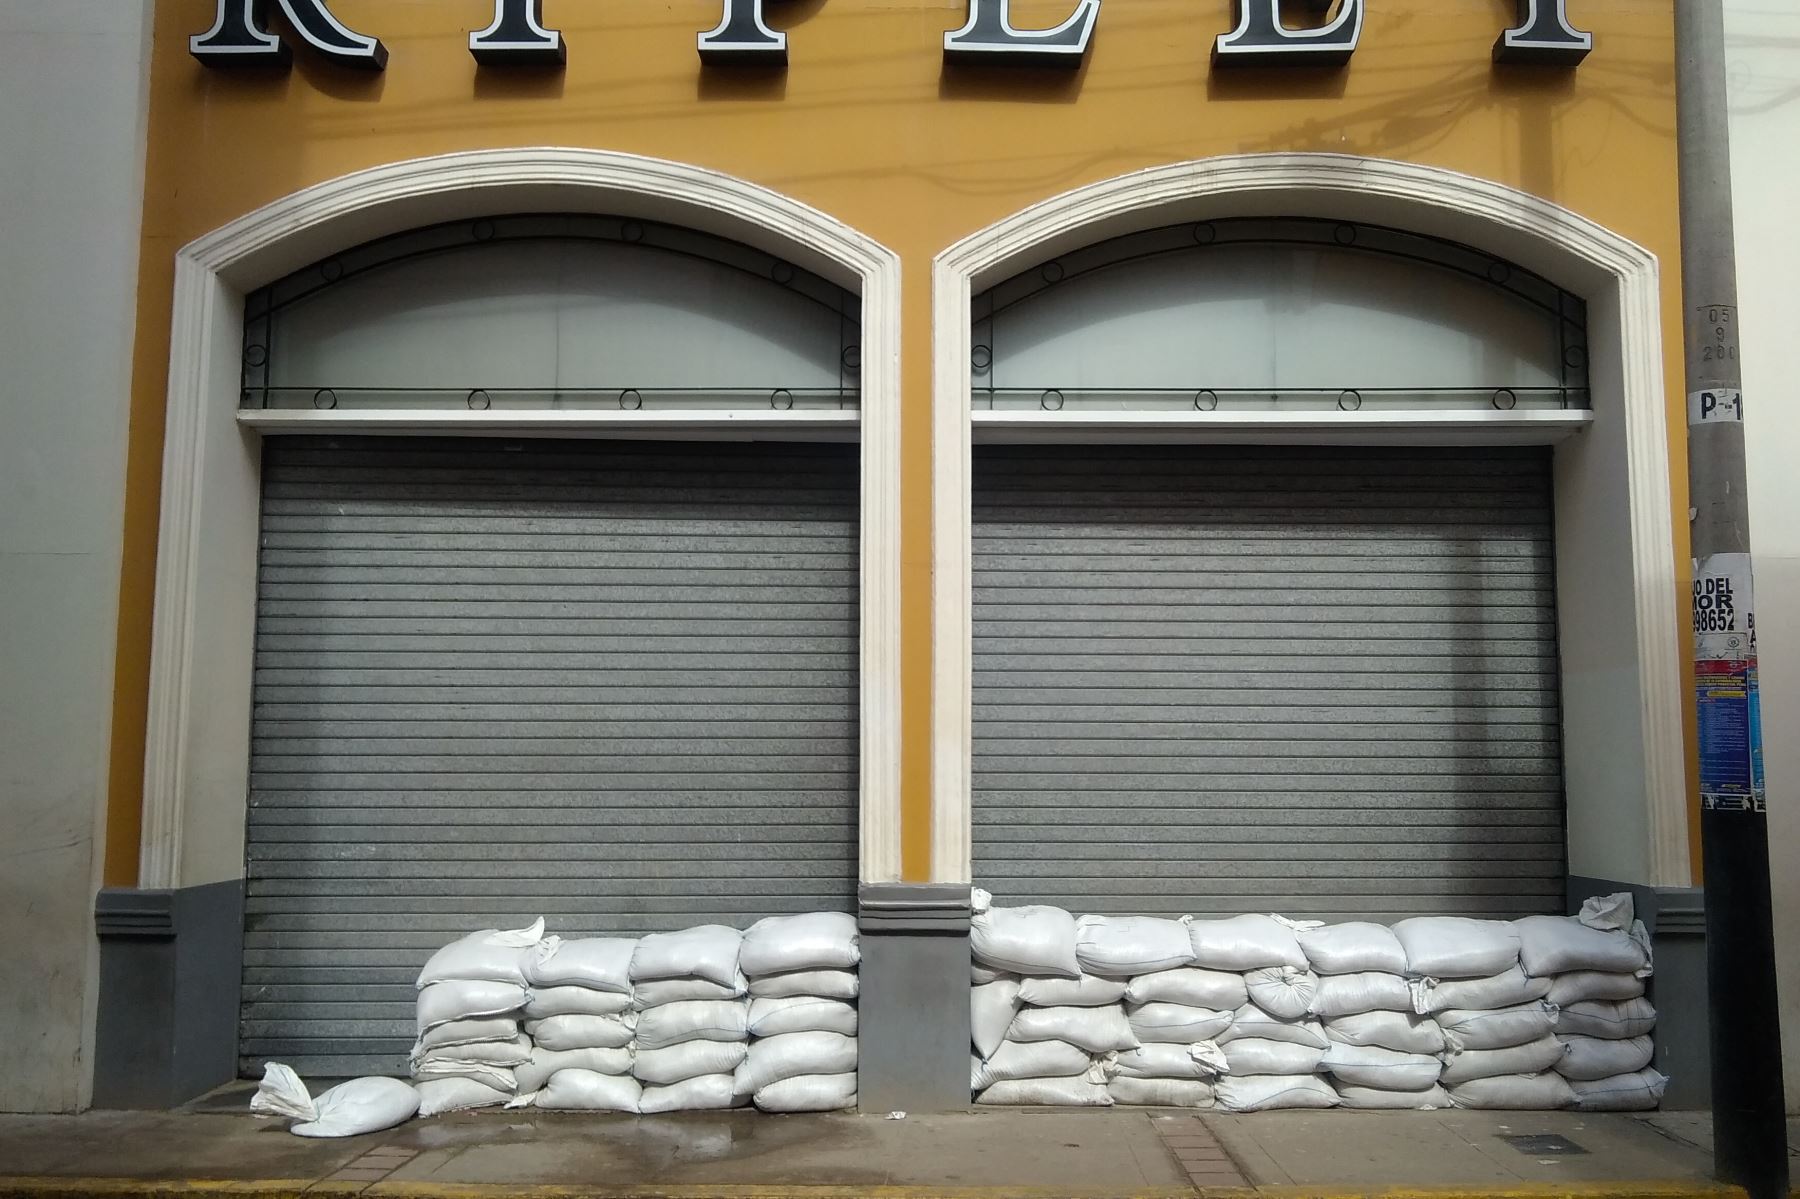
1500, 1134, 1589, 1156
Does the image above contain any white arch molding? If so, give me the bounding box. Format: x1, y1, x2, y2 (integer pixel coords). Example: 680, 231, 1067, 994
931, 153, 1691, 891
140, 148, 905, 889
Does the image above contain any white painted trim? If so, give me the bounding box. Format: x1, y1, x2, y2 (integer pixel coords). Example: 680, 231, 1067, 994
240, 410, 861, 437
932, 152, 1688, 889
142, 148, 904, 889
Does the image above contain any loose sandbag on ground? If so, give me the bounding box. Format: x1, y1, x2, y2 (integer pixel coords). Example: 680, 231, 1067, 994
1556, 1034, 1654, 1081
1114, 1042, 1227, 1080
1008, 1005, 1139, 1054
1393, 917, 1521, 979
418, 919, 545, 989
970, 890, 1081, 978
1324, 1011, 1446, 1055
525, 1013, 637, 1052
524, 936, 636, 993
1570, 1068, 1670, 1111
1514, 914, 1649, 978
1337, 1084, 1453, 1110
1218, 1006, 1329, 1048
1188, 915, 1309, 971
417, 1075, 514, 1115
633, 1001, 747, 1050
1309, 971, 1415, 1018
1125, 968, 1248, 1010
514, 1046, 632, 1093
640, 1073, 743, 1113
1019, 975, 1130, 1007
1073, 915, 1195, 977
1244, 966, 1319, 1020
1435, 1002, 1558, 1051
972, 979, 1023, 1059
1546, 970, 1645, 1007
630, 925, 744, 988
1109, 1076, 1215, 1107
250, 1065, 421, 1138
738, 912, 860, 977
977, 1076, 1112, 1106
523, 986, 635, 1019
1555, 998, 1657, 1040
1223, 1038, 1327, 1076
1447, 1072, 1576, 1110
747, 968, 859, 1000
747, 996, 859, 1038
1319, 1043, 1442, 1091
1297, 923, 1408, 976
755, 1072, 858, 1112
1439, 1035, 1568, 1084
1215, 1074, 1338, 1112
1125, 1002, 1232, 1044
971, 1039, 1094, 1090
518, 1069, 641, 1113
1410, 966, 1550, 1015
632, 1040, 749, 1086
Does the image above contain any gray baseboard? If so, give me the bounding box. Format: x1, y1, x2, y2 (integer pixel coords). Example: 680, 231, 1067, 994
92, 880, 245, 1109
856, 883, 973, 1113
1567, 875, 1708, 1110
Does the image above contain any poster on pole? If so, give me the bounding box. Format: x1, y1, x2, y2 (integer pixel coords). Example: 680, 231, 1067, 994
1693, 552, 1764, 812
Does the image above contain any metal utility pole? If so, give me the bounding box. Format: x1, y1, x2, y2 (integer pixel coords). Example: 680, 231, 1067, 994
1675, 3, 1789, 1196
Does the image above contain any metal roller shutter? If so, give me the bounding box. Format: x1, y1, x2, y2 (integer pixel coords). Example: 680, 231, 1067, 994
242, 437, 858, 1077
972, 444, 1564, 923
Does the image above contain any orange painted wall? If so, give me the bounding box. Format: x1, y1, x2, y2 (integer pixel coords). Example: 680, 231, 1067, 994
106, 0, 1694, 887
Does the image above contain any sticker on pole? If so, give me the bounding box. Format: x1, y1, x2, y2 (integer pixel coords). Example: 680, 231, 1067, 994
1687, 388, 1742, 425
1693, 552, 1764, 812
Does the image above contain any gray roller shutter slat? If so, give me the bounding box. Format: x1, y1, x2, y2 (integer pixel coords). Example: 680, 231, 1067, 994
242, 437, 858, 1079
971, 445, 1564, 925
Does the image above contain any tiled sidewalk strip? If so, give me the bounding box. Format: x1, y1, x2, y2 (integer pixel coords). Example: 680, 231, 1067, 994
1152, 1114, 1251, 1190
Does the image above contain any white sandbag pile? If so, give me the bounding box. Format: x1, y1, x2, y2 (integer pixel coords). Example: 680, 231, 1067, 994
737, 912, 861, 1112
969, 890, 1666, 1112
411, 918, 545, 1115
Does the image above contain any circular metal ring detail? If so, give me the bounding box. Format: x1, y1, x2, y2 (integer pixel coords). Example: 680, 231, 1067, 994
971, 345, 993, 371
1486, 261, 1512, 284
243, 344, 268, 368
1333, 224, 1358, 246
619, 389, 643, 411
312, 388, 338, 410
620, 221, 645, 243
467, 389, 492, 411
772, 389, 795, 410
1040, 389, 1065, 411
1564, 344, 1588, 369
319, 258, 344, 283
771, 262, 796, 286
1191, 222, 1218, 245
1041, 261, 1065, 284
1194, 390, 1219, 412
842, 344, 861, 370
1337, 389, 1363, 412
470, 219, 497, 243
1492, 388, 1518, 411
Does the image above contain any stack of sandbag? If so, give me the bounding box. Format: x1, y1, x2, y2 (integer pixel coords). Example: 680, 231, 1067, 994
507, 932, 641, 1113
621, 924, 750, 1114
410, 919, 544, 1116
735, 912, 862, 1112
1298, 920, 1448, 1110
1192, 915, 1340, 1112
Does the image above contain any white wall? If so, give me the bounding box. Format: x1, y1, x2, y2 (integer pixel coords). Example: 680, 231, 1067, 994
0, 0, 152, 1111
1724, 0, 1800, 1114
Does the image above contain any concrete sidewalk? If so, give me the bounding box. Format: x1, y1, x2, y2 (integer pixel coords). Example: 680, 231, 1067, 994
0, 1097, 1790, 1199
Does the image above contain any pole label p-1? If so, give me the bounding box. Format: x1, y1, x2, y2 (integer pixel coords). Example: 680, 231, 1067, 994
1688, 387, 1743, 425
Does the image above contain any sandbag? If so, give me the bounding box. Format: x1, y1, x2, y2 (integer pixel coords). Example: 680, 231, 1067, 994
515, 1046, 633, 1093
1514, 914, 1649, 978
632, 976, 746, 1008
1114, 1041, 1228, 1081
972, 979, 1023, 1060
747, 968, 860, 1000
1556, 1034, 1654, 1081
1125, 1002, 1232, 1045
523, 1069, 642, 1113
1570, 1068, 1670, 1112
1392, 917, 1520, 979
739, 912, 860, 977
525, 1012, 636, 1052
747, 995, 859, 1038
1447, 1072, 1576, 1110
1546, 970, 1645, 1007
1411, 966, 1551, 1015
754, 1071, 857, 1112
1435, 1002, 1558, 1051
1439, 1035, 1567, 1084
523, 986, 634, 1019
1324, 1011, 1446, 1056
635, 1000, 748, 1050
977, 1076, 1112, 1106
1219, 1005, 1329, 1049
1073, 915, 1195, 977
417, 918, 544, 989
1019, 975, 1130, 1008
415, 1017, 520, 1052
1556, 998, 1657, 1040
411, 1059, 516, 1091
735, 1031, 859, 1095
970, 890, 1081, 978
1008, 1005, 1139, 1054
416, 1075, 512, 1116
1125, 968, 1248, 1011
633, 1040, 749, 1086
970, 1039, 1094, 1090
411, 1034, 533, 1070
640, 1073, 744, 1113
1109, 1076, 1215, 1107
971, 964, 1012, 986
417, 980, 526, 1031
1309, 971, 1414, 1019
250, 1065, 421, 1138
1337, 1084, 1453, 1110
1187, 915, 1309, 971
525, 936, 635, 994
1215, 1074, 1338, 1113
1297, 922, 1408, 976
1244, 967, 1318, 1020
1319, 1043, 1442, 1091
1222, 1037, 1326, 1076
630, 925, 744, 988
